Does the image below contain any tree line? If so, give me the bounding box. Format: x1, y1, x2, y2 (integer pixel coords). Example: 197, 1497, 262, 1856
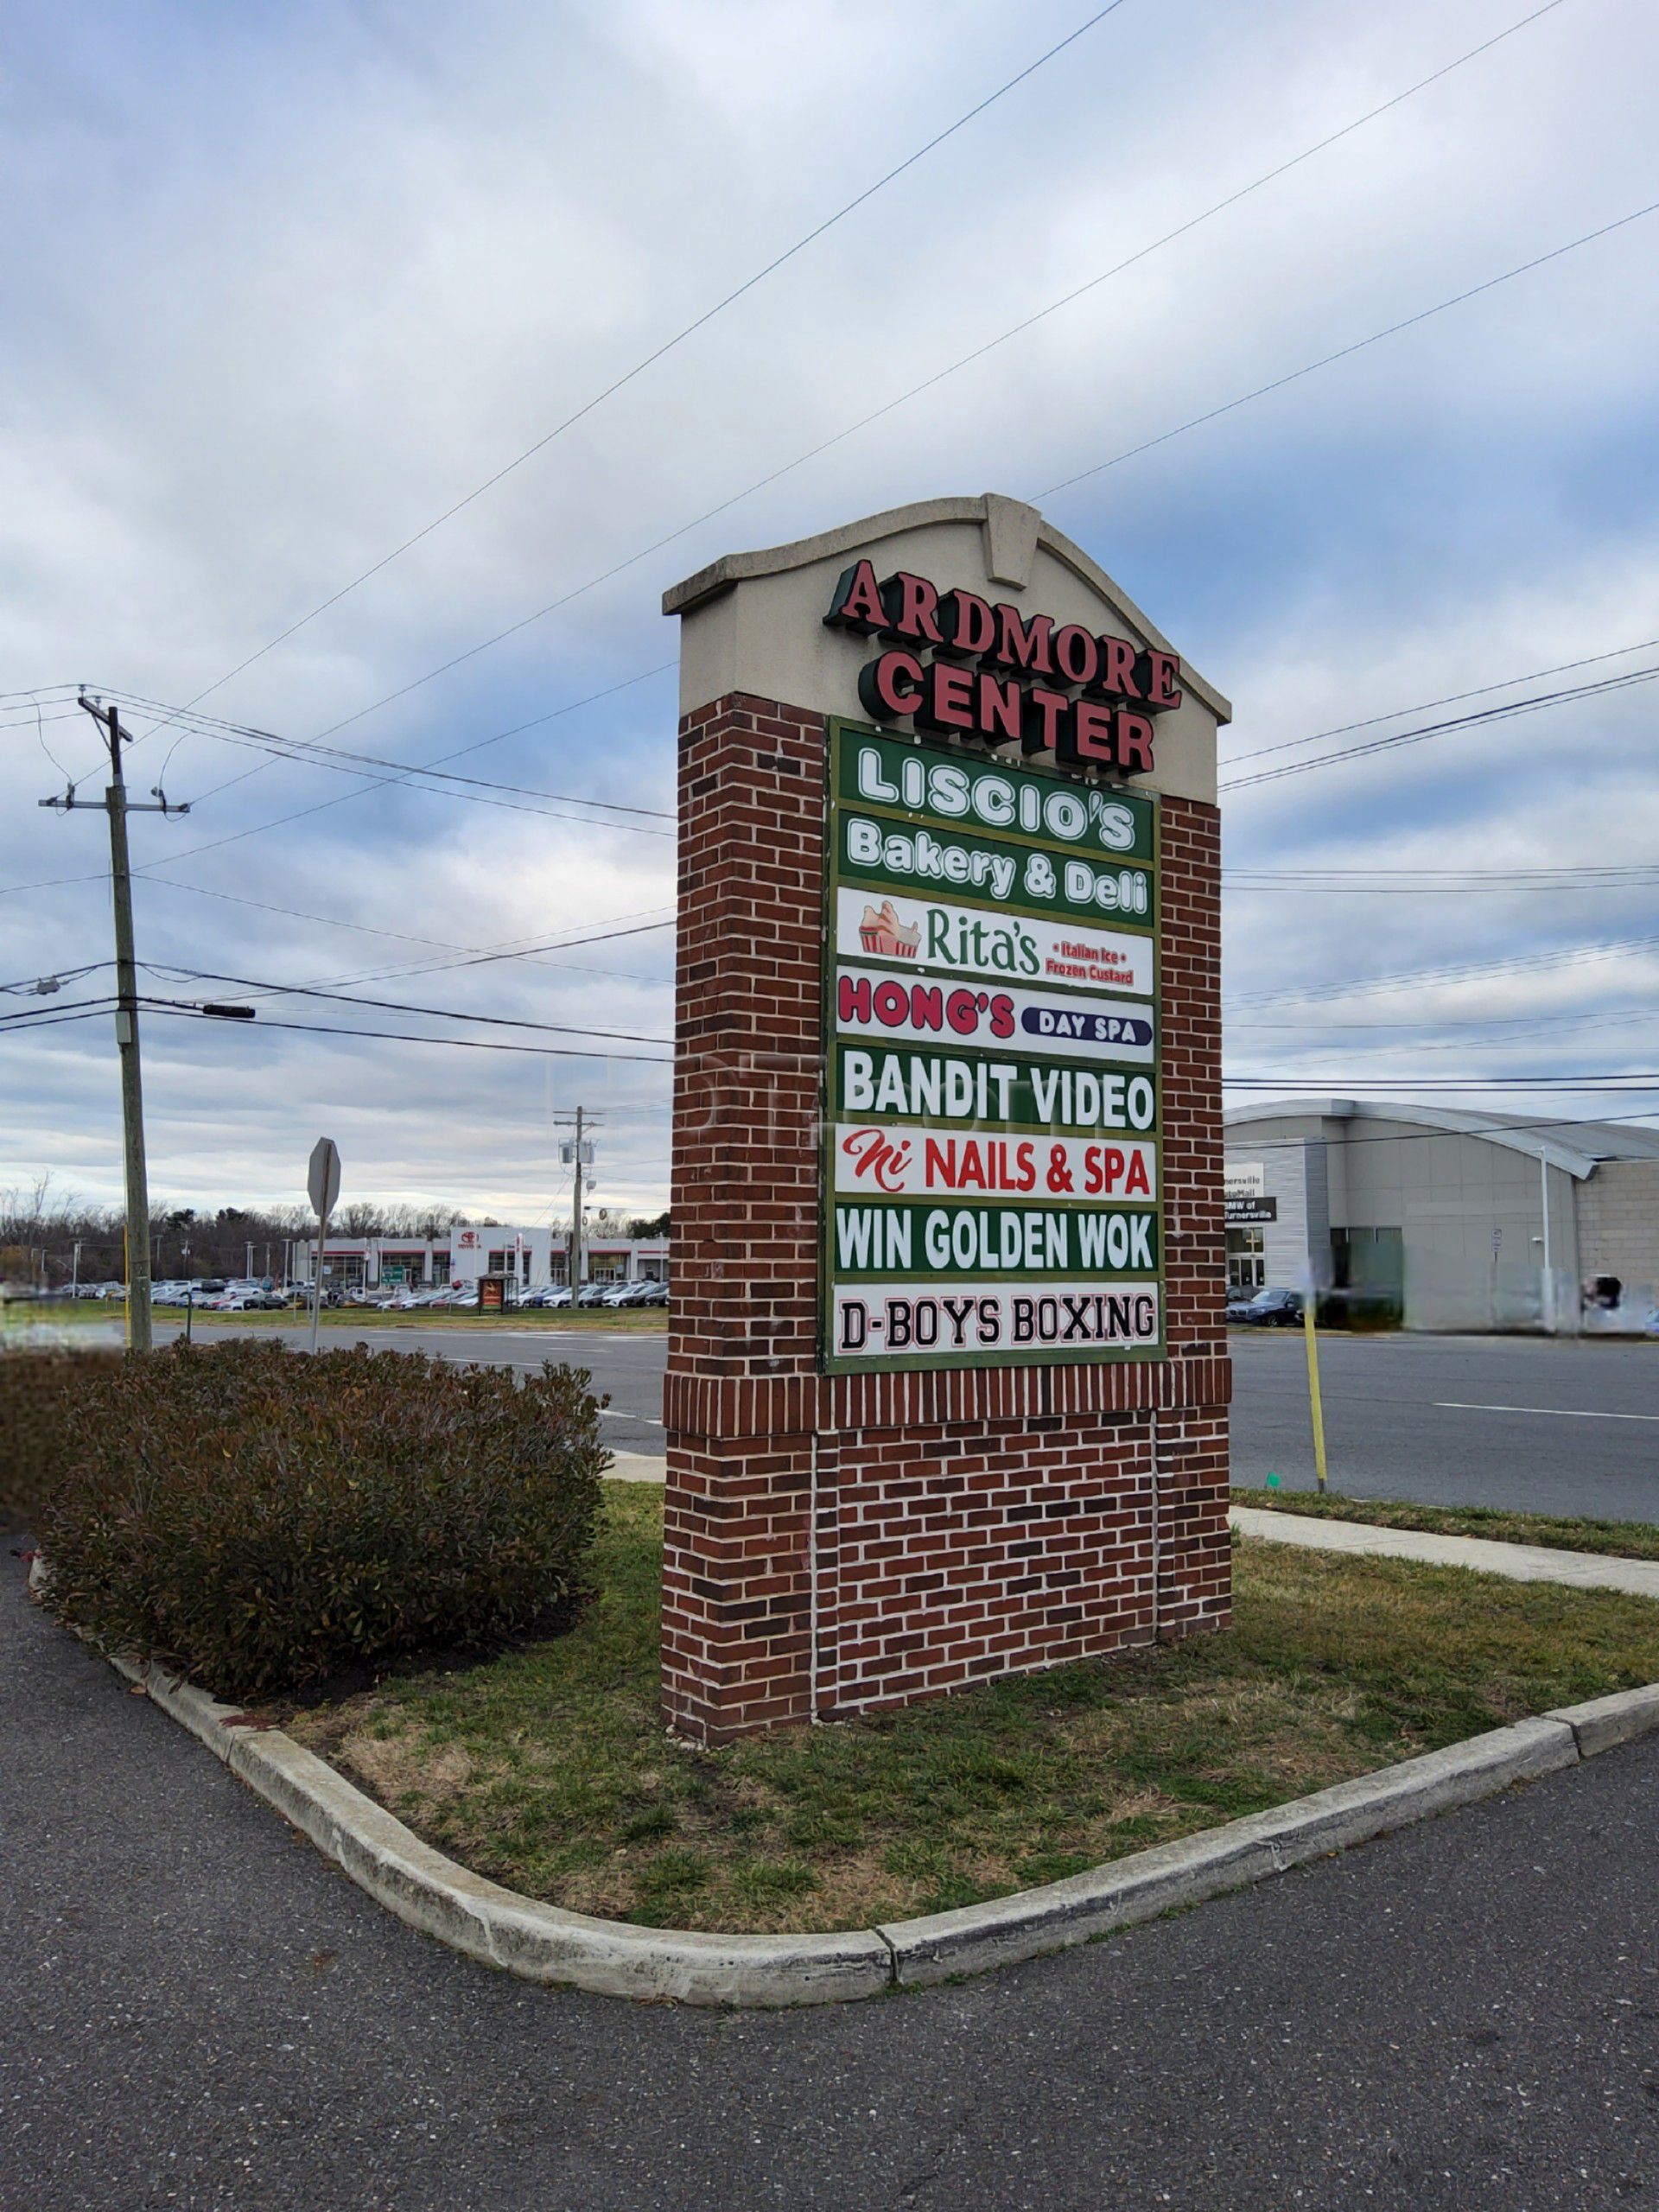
2, 1175, 671, 1287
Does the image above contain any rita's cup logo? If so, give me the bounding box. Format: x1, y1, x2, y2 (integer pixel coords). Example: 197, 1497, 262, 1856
858, 899, 920, 960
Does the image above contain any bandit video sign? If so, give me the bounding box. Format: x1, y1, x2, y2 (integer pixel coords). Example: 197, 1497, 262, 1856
822, 721, 1162, 1371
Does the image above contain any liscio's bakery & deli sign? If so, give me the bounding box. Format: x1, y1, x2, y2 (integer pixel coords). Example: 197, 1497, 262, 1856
822, 711, 1162, 1373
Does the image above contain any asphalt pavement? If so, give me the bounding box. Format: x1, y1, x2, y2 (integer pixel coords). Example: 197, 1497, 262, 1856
162, 1319, 1659, 1518
6, 1535, 1659, 2210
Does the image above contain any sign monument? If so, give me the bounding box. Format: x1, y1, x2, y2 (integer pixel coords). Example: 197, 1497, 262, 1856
663, 495, 1230, 1743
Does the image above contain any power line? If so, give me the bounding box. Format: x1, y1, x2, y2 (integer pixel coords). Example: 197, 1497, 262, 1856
144, 966, 672, 1046
1230, 930, 1659, 1010
1220, 663, 1659, 792
125, 0, 1573, 841
1227, 863, 1659, 890
105, 702, 674, 835
1224, 1073, 1659, 1090
108, 693, 673, 818
1037, 194, 1659, 501
147, 1006, 672, 1065
131, 3, 1135, 769
222, 910, 675, 1003
127, 875, 669, 981
1218, 632, 1659, 769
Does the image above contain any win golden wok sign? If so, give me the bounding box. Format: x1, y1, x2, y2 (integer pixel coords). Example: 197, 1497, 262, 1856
822, 722, 1161, 1372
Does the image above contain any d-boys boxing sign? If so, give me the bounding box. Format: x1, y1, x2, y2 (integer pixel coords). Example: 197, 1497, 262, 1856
825, 561, 1183, 776
822, 721, 1162, 1372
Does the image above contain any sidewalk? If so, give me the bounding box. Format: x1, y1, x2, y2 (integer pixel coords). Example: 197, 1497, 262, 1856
1231, 1504, 1659, 1601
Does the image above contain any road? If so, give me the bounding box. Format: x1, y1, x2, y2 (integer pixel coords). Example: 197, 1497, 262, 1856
1230, 1329, 1659, 1522
5, 1538, 1657, 2210
164, 1319, 1659, 1520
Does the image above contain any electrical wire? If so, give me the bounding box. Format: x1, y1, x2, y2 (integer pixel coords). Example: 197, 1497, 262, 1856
106, 692, 673, 818
119, 713, 674, 836
1035, 195, 1659, 501
1230, 930, 1659, 1009
124, 0, 1575, 838
144, 965, 672, 1046
132, 2, 1135, 772
1220, 663, 1659, 792
1218, 632, 1659, 768
146, 1006, 671, 1065
128, 875, 668, 982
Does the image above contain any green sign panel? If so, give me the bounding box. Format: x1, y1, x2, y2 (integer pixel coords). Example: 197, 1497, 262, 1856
821, 720, 1163, 1373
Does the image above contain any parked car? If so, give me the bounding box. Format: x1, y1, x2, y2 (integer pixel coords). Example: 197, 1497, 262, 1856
1230, 1286, 1304, 1328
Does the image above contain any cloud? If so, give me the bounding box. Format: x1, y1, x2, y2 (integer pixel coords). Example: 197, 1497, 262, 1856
3, 0, 1656, 1215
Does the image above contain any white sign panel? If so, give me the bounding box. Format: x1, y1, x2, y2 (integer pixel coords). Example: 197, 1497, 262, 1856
834, 887, 1151, 997
834, 963, 1155, 1065
831, 1280, 1161, 1362
833, 1124, 1157, 1205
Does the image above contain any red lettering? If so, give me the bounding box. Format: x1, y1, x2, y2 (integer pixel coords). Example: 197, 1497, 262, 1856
1022, 685, 1071, 757
945, 988, 981, 1035
1114, 709, 1156, 773
991, 604, 1054, 676
924, 1137, 953, 1185
1125, 1150, 1151, 1195
837, 974, 872, 1024
987, 993, 1015, 1038
824, 558, 887, 634
880, 569, 943, 645
936, 588, 995, 658
976, 671, 1022, 747
1096, 635, 1142, 698
1143, 648, 1183, 710
1058, 698, 1116, 768
909, 985, 944, 1033
916, 657, 976, 734
873, 979, 910, 1027
1052, 623, 1100, 687
857, 648, 925, 722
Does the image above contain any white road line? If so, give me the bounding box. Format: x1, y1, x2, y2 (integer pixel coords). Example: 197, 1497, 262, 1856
1433, 1401, 1659, 1423
599, 1408, 664, 1426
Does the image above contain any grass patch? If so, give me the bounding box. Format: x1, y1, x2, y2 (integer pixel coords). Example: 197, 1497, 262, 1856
283, 1485, 1659, 1935
1233, 1486, 1659, 1564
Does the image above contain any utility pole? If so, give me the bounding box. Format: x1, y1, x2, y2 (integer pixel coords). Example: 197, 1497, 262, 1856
571, 1104, 586, 1294
41, 700, 189, 1353
555, 1109, 600, 1296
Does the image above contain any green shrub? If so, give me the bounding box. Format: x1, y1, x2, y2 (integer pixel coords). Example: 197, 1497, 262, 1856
37, 1340, 607, 1699
0, 1345, 121, 1526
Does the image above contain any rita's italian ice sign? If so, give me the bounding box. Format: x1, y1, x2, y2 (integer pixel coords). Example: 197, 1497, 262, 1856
822, 723, 1160, 1371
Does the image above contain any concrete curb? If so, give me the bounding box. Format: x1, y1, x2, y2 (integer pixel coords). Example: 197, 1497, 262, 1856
88, 1634, 1659, 2006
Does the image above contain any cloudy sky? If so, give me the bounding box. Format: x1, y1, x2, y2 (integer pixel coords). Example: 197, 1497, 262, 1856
3, 0, 1656, 1230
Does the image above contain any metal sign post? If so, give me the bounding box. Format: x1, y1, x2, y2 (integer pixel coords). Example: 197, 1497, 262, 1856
307, 1137, 341, 1356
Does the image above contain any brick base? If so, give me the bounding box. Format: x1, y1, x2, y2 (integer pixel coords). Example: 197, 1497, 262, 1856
663, 695, 1229, 1745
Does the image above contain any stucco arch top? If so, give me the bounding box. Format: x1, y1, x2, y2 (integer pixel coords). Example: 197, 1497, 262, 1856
663, 494, 1229, 807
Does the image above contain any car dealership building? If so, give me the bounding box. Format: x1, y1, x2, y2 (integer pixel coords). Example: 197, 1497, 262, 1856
1224, 1097, 1659, 1332
291, 1228, 669, 1294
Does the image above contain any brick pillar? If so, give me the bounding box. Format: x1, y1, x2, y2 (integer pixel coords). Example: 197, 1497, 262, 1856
662, 695, 1230, 1745
662, 696, 825, 1741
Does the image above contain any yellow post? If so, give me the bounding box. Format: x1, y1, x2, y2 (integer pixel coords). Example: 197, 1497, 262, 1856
1302, 1289, 1328, 1493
